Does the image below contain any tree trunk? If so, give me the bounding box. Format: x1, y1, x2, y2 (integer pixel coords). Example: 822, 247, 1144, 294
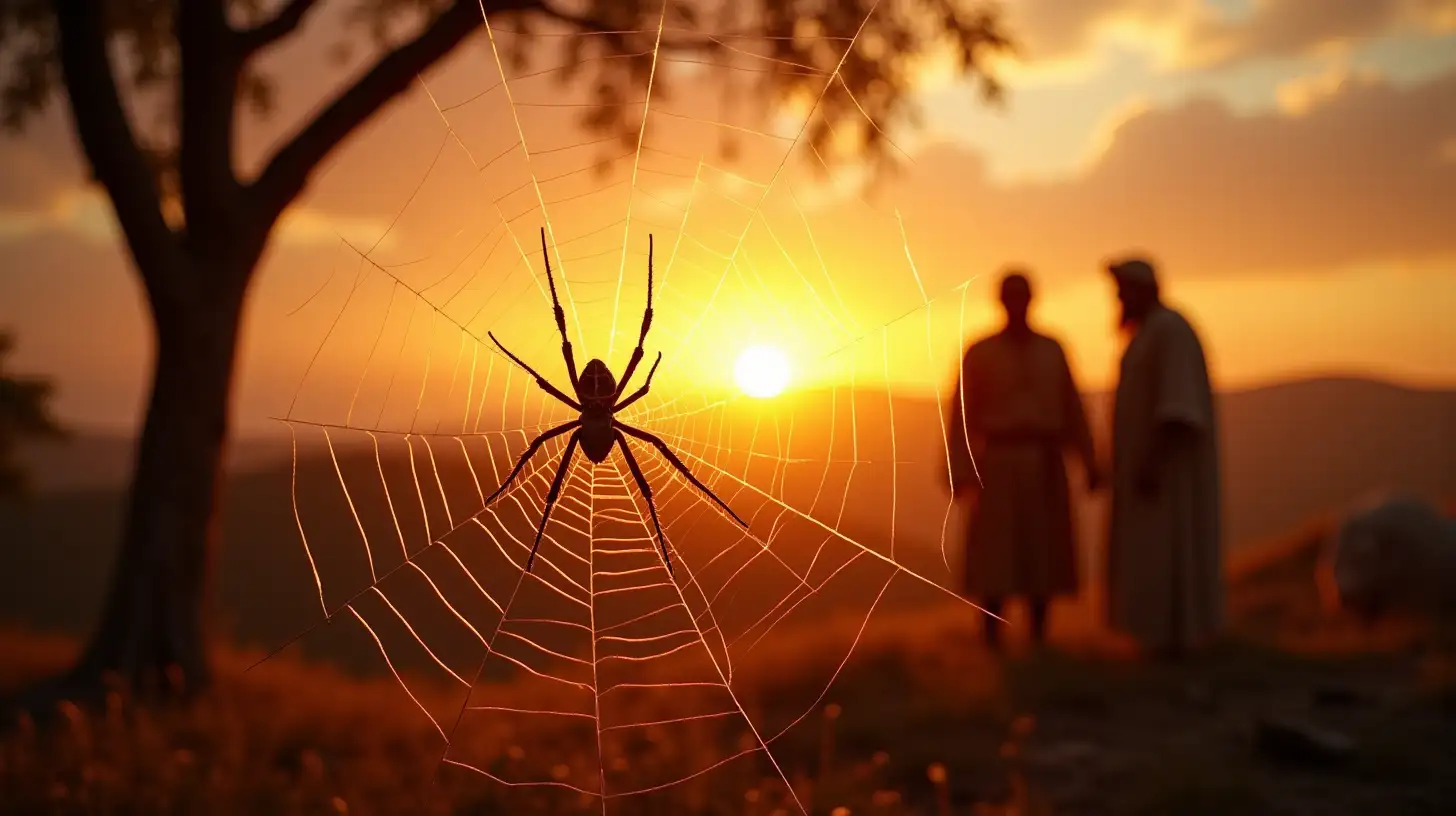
67, 260, 247, 698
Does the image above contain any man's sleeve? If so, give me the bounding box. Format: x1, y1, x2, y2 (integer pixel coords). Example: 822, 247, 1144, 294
1153, 317, 1212, 433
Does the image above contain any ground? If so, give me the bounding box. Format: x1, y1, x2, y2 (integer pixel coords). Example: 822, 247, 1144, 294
2, 518, 1454, 815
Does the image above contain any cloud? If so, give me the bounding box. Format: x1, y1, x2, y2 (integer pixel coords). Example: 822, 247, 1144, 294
1180, 0, 1454, 67
998, 0, 1452, 76
0, 189, 125, 244
1006, 0, 1193, 63
273, 206, 404, 253
1075, 94, 1155, 168
885, 67, 1456, 284
1274, 61, 1382, 114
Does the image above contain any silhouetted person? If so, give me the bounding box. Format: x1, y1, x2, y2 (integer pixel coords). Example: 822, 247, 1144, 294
1104, 257, 1223, 661
946, 270, 1101, 651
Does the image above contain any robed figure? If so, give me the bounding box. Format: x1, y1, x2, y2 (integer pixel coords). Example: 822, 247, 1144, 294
946, 271, 1101, 648
1105, 257, 1224, 658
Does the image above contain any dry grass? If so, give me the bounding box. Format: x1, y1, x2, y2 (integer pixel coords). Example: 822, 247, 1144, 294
5, 512, 1456, 814
4, 621, 1454, 815
0, 622, 999, 815
2, 632, 473, 815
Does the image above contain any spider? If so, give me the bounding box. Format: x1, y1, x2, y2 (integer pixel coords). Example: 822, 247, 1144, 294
483, 227, 748, 575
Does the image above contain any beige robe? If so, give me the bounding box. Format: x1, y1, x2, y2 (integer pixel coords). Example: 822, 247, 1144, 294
946, 330, 1095, 599
1107, 306, 1223, 650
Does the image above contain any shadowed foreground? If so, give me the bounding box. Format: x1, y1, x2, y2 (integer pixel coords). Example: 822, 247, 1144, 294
3, 514, 1455, 815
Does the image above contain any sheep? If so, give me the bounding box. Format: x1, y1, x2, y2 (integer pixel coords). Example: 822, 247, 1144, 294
1318, 493, 1456, 624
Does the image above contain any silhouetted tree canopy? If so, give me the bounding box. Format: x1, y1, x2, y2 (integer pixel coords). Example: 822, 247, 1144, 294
2, 1, 1012, 201
0, 331, 67, 500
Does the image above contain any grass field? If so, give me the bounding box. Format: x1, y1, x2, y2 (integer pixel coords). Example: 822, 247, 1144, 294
4, 511, 1455, 815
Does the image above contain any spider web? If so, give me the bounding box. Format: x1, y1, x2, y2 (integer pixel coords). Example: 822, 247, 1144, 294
267, 2, 998, 811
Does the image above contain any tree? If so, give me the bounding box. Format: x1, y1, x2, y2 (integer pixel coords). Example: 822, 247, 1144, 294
0, 331, 67, 500
0, 0, 1012, 701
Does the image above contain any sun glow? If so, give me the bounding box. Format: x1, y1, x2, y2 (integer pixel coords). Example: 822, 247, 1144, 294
734, 344, 792, 398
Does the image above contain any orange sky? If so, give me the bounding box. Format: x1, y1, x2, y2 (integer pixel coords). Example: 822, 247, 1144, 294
1, 0, 1453, 436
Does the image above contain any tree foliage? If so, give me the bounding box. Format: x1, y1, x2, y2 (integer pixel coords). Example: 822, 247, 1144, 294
2, 0, 1013, 215
0, 331, 67, 500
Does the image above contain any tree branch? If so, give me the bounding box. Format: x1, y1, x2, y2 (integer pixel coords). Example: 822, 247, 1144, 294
249, 0, 711, 223
52, 0, 183, 303
251, 0, 515, 221
237, 0, 322, 57
535, 3, 634, 36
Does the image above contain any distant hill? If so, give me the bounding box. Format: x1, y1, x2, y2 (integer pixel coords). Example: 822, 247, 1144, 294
1209, 376, 1455, 545
1, 376, 1451, 679
13, 429, 293, 494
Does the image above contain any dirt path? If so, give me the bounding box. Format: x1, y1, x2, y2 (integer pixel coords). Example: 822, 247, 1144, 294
985, 647, 1456, 816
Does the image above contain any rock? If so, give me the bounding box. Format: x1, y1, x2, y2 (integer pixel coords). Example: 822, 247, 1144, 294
1253, 716, 1357, 768
1321, 494, 1456, 623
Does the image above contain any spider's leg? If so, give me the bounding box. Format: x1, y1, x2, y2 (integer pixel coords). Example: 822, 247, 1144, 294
526, 431, 580, 574
489, 332, 582, 411
538, 227, 579, 390
483, 419, 580, 509
612, 351, 662, 413
614, 429, 673, 575
617, 423, 748, 529
612, 233, 655, 401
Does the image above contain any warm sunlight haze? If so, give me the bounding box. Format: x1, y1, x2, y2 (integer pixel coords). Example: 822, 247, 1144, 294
3, 1, 1456, 814
734, 344, 792, 398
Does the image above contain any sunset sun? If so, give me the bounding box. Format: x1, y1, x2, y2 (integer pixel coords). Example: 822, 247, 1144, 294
734, 344, 792, 398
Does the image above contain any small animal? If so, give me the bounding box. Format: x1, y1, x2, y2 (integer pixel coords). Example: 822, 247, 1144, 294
1319, 493, 1456, 623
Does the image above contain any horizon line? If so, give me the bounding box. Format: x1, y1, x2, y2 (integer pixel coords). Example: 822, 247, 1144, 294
42, 369, 1456, 442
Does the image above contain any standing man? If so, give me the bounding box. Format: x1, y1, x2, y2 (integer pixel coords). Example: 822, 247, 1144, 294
1104, 257, 1223, 660
946, 270, 1101, 650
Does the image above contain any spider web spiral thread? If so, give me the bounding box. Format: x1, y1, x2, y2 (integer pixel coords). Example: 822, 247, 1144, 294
265, 1, 1001, 810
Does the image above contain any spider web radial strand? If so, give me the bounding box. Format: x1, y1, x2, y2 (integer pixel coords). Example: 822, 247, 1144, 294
264, 1, 1006, 811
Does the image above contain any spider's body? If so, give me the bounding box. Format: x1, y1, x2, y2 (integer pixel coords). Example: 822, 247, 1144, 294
577, 359, 617, 463
579, 358, 617, 406
484, 229, 748, 574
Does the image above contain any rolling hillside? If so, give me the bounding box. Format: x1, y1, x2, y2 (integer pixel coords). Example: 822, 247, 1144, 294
2, 376, 1451, 679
